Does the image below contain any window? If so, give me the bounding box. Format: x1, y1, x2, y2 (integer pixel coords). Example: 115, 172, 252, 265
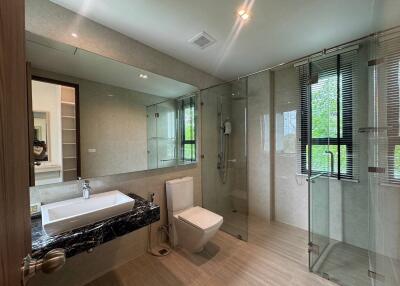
180, 97, 196, 161
386, 57, 400, 182
299, 52, 358, 179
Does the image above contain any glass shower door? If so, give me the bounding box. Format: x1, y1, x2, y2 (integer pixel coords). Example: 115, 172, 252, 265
201, 79, 248, 240
308, 57, 337, 271
368, 32, 400, 286
147, 104, 158, 169
157, 100, 177, 168
309, 174, 330, 271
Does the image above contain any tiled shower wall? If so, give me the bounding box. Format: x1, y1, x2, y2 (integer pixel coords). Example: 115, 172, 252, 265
247, 71, 271, 220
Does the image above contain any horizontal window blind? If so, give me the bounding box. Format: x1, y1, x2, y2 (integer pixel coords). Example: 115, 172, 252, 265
296, 50, 360, 180
377, 31, 400, 183
297, 63, 310, 175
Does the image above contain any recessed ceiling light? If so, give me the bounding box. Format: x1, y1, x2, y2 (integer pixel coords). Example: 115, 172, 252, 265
71, 33, 78, 38
139, 74, 148, 79
107, 94, 114, 97
238, 9, 250, 20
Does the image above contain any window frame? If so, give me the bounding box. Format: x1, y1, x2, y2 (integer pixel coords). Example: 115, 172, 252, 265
300, 56, 354, 179
180, 97, 196, 162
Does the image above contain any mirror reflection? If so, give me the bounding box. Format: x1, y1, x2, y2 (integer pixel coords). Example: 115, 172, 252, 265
33, 111, 50, 162
27, 32, 199, 186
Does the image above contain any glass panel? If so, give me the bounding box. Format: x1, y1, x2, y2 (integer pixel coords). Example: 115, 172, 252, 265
146, 104, 158, 170
311, 74, 339, 138
309, 174, 330, 271
184, 104, 195, 141
307, 144, 347, 174
156, 100, 177, 168
309, 59, 332, 272
368, 36, 400, 286
201, 79, 248, 241
178, 97, 197, 162
394, 145, 400, 179
183, 143, 196, 161
157, 139, 176, 168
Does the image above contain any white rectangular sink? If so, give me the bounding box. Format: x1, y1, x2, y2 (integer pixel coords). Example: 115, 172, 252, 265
41, 190, 135, 236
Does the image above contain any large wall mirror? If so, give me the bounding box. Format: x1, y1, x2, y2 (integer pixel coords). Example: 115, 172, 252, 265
26, 32, 199, 187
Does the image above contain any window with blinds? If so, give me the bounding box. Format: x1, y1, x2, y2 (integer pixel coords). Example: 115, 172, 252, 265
296, 49, 360, 180
377, 31, 400, 183
179, 96, 197, 162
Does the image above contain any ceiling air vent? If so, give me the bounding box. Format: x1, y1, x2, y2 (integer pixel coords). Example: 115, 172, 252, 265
189, 31, 216, 50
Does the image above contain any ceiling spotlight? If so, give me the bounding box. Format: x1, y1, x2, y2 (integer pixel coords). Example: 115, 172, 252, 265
238, 9, 249, 20
71, 33, 78, 38
139, 74, 148, 79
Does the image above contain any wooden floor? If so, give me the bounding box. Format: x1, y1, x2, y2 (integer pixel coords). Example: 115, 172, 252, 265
86, 218, 337, 286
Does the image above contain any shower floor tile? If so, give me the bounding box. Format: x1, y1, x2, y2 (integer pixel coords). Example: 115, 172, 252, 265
316, 242, 371, 286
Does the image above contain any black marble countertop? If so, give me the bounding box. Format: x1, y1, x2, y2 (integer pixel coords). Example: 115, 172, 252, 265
31, 193, 160, 259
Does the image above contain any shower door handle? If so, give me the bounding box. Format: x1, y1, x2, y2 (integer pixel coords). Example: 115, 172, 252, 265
306, 173, 323, 183
325, 150, 334, 176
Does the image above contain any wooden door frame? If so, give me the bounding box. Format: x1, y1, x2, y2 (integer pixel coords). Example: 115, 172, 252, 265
27, 63, 35, 186
29, 75, 81, 185
0, 0, 32, 285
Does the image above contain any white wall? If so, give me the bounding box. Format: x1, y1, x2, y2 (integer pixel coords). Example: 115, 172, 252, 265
32, 80, 62, 167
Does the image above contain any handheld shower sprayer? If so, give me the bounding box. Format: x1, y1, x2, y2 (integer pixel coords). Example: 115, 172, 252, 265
220, 119, 232, 184
224, 120, 232, 135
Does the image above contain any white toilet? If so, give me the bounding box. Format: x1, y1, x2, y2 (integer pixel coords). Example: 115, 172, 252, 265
166, 177, 223, 252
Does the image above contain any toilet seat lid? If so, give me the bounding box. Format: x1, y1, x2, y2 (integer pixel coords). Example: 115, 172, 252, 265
178, 206, 223, 231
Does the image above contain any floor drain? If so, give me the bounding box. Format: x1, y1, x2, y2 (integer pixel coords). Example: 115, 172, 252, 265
158, 248, 169, 255
322, 273, 330, 280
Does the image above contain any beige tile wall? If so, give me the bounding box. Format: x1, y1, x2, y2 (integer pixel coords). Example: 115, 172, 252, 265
247, 71, 271, 221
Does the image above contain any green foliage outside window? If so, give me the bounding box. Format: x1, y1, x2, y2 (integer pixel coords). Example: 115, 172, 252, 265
182, 101, 196, 161
306, 73, 349, 175
394, 145, 400, 179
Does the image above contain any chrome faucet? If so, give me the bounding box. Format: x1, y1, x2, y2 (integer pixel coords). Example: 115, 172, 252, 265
81, 180, 91, 199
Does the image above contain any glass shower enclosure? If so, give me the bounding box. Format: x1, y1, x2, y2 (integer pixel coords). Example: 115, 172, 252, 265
307, 32, 400, 286
146, 100, 177, 169
201, 78, 249, 240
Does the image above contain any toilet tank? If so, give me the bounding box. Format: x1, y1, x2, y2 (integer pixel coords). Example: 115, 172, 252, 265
166, 177, 194, 212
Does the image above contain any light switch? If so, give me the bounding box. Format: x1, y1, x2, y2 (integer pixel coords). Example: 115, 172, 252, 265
88, 149, 96, 153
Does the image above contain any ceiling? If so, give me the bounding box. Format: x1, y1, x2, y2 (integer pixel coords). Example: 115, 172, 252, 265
26, 32, 198, 99
50, 0, 400, 81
